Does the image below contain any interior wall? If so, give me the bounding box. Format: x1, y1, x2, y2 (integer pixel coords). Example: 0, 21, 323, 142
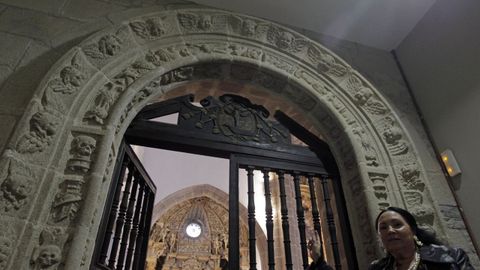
395, 0, 480, 248
0, 0, 475, 269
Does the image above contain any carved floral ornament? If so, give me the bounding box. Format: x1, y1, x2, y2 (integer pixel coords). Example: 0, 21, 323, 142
1, 6, 446, 268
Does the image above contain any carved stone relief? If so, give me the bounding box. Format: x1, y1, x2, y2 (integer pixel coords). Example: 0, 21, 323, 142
129, 16, 173, 40
228, 16, 268, 38
0, 221, 16, 269
3, 8, 464, 269
16, 107, 62, 154
439, 204, 466, 230
30, 228, 65, 270
381, 116, 409, 156
82, 26, 131, 64
267, 26, 307, 53
351, 125, 379, 167
177, 13, 227, 32
368, 172, 390, 210
67, 135, 97, 173
307, 46, 349, 78
0, 158, 36, 213
48, 52, 87, 95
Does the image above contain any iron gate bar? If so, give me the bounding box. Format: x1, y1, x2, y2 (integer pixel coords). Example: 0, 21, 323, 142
277, 170, 293, 270
108, 162, 135, 268
320, 176, 341, 270
229, 154, 240, 269
98, 144, 128, 265
275, 110, 358, 269
293, 172, 309, 270
117, 169, 140, 270
247, 167, 257, 270
262, 168, 275, 270
308, 174, 324, 258
124, 180, 145, 270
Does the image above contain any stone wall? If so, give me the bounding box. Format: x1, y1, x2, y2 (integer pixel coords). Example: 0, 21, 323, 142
0, 1, 477, 269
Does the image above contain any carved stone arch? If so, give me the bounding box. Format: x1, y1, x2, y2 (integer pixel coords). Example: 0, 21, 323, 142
151, 184, 268, 270
0, 4, 451, 269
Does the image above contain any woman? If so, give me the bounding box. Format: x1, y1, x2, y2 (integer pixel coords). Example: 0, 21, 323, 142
370, 206, 475, 270
307, 234, 333, 270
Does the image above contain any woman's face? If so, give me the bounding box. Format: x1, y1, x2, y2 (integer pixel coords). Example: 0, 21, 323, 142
377, 211, 415, 253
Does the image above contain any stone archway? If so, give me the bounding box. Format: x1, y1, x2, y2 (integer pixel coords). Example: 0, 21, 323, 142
0, 4, 467, 270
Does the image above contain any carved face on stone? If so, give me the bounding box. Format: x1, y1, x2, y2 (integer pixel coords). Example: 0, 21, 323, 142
30, 111, 60, 138
0, 236, 13, 269
354, 87, 373, 105
2, 169, 33, 202
198, 15, 212, 30
99, 34, 122, 56
73, 135, 96, 157
146, 18, 166, 36
277, 31, 295, 49
36, 245, 61, 268
383, 126, 402, 145
241, 19, 256, 36
60, 66, 85, 87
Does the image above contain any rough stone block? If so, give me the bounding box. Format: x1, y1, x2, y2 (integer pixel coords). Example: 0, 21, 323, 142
0, 65, 12, 86
62, 0, 127, 21
0, 6, 81, 46
0, 0, 66, 15
0, 32, 32, 69
0, 114, 17, 152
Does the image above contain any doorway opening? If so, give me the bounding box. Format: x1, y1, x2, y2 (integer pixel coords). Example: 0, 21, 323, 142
91, 93, 357, 269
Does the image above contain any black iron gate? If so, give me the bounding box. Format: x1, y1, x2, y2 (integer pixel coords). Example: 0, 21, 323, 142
91, 143, 156, 270
93, 93, 357, 269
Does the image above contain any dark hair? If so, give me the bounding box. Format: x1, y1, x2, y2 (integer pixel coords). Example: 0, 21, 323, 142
375, 206, 443, 246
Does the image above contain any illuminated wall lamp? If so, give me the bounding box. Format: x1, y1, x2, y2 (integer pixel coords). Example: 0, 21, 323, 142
440, 149, 462, 177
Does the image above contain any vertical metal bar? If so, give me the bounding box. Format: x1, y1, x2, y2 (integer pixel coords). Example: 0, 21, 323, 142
116, 169, 140, 270
108, 161, 135, 268
293, 172, 309, 269
138, 189, 155, 270
99, 154, 128, 264
133, 185, 150, 269
278, 170, 293, 270
124, 180, 145, 270
229, 156, 240, 269
321, 175, 341, 269
308, 173, 324, 258
262, 168, 275, 270
247, 166, 257, 270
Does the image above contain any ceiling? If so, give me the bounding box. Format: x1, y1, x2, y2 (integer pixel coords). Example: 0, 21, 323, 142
192, 0, 436, 50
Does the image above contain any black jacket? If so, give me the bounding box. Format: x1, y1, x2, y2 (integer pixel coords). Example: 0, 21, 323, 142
307, 258, 334, 270
369, 244, 475, 270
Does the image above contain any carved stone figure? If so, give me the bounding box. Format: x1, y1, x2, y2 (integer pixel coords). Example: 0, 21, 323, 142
267, 27, 306, 52
400, 163, 424, 190
178, 13, 226, 31
31, 229, 64, 270
0, 159, 35, 212
307, 46, 348, 77
83, 30, 125, 59
0, 222, 16, 269
351, 126, 379, 167
145, 48, 176, 66
49, 53, 86, 94
159, 67, 194, 85
83, 83, 117, 124
212, 234, 222, 255
382, 118, 409, 156
130, 17, 168, 39
168, 232, 177, 252
32, 245, 61, 269
51, 178, 84, 223
67, 135, 97, 173
17, 109, 62, 153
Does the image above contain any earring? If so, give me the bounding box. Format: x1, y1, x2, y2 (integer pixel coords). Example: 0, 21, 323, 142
414, 235, 423, 247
